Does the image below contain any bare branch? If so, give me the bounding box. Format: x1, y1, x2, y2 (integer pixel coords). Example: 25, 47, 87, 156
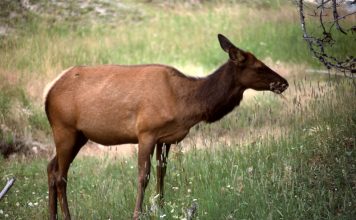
297, 0, 356, 74
333, 11, 356, 22
317, 0, 332, 9
332, 0, 347, 34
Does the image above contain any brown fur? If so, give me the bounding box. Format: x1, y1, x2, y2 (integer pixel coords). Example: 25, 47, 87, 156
45, 34, 288, 219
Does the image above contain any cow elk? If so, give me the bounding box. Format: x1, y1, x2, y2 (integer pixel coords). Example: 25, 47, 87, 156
44, 34, 288, 219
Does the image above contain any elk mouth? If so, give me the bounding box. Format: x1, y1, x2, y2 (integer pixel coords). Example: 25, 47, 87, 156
269, 82, 288, 94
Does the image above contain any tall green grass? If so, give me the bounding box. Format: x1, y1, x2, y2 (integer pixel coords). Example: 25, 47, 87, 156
0, 3, 339, 76
2, 1, 353, 75
0, 83, 50, 136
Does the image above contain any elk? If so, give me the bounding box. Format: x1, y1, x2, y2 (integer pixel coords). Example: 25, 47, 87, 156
45, 34, 288, 220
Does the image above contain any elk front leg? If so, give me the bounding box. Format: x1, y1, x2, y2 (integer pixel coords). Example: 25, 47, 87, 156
156, 143, 171, 206
133, 136, 156, 219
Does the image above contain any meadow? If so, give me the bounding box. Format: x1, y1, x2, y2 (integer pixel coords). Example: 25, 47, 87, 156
0, 1, 355, 219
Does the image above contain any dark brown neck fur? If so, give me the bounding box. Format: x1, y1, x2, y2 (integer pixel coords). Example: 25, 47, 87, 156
196, 61, 246, 123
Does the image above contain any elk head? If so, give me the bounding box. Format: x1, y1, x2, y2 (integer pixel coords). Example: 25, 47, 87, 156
218, 34, 288, 94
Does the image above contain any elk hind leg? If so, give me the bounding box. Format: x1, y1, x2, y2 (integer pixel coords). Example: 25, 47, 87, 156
156, 143, 171, 206
47, 156, 58, 220
51, 130, 87, 220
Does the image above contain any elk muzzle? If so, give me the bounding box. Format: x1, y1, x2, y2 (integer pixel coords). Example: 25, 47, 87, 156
269, 81, 289, 94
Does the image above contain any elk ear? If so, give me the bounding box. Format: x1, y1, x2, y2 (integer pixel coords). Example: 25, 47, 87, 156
217, 34, 246, 63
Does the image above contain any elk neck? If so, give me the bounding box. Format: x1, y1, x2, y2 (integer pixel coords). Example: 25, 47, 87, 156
195, 61, 246, 123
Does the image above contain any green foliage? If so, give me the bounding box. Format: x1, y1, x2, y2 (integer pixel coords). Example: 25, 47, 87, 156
240, 22, 315, 65
226, 0, 285, 8
2, 1, 349, 74
28, 107, 50, 133
146, 0, 286, 8
0, 85, 27, 118
0, 84, 50, 137
0, 90, 12, 117
0, 129, 14, 145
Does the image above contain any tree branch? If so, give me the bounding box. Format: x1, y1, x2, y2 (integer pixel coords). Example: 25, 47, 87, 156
297, 0, 356, 74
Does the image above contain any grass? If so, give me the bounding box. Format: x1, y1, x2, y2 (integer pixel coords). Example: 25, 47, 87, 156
0, 82, 50, 137
0, 2, 342, 74
0, 1, 355, 219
